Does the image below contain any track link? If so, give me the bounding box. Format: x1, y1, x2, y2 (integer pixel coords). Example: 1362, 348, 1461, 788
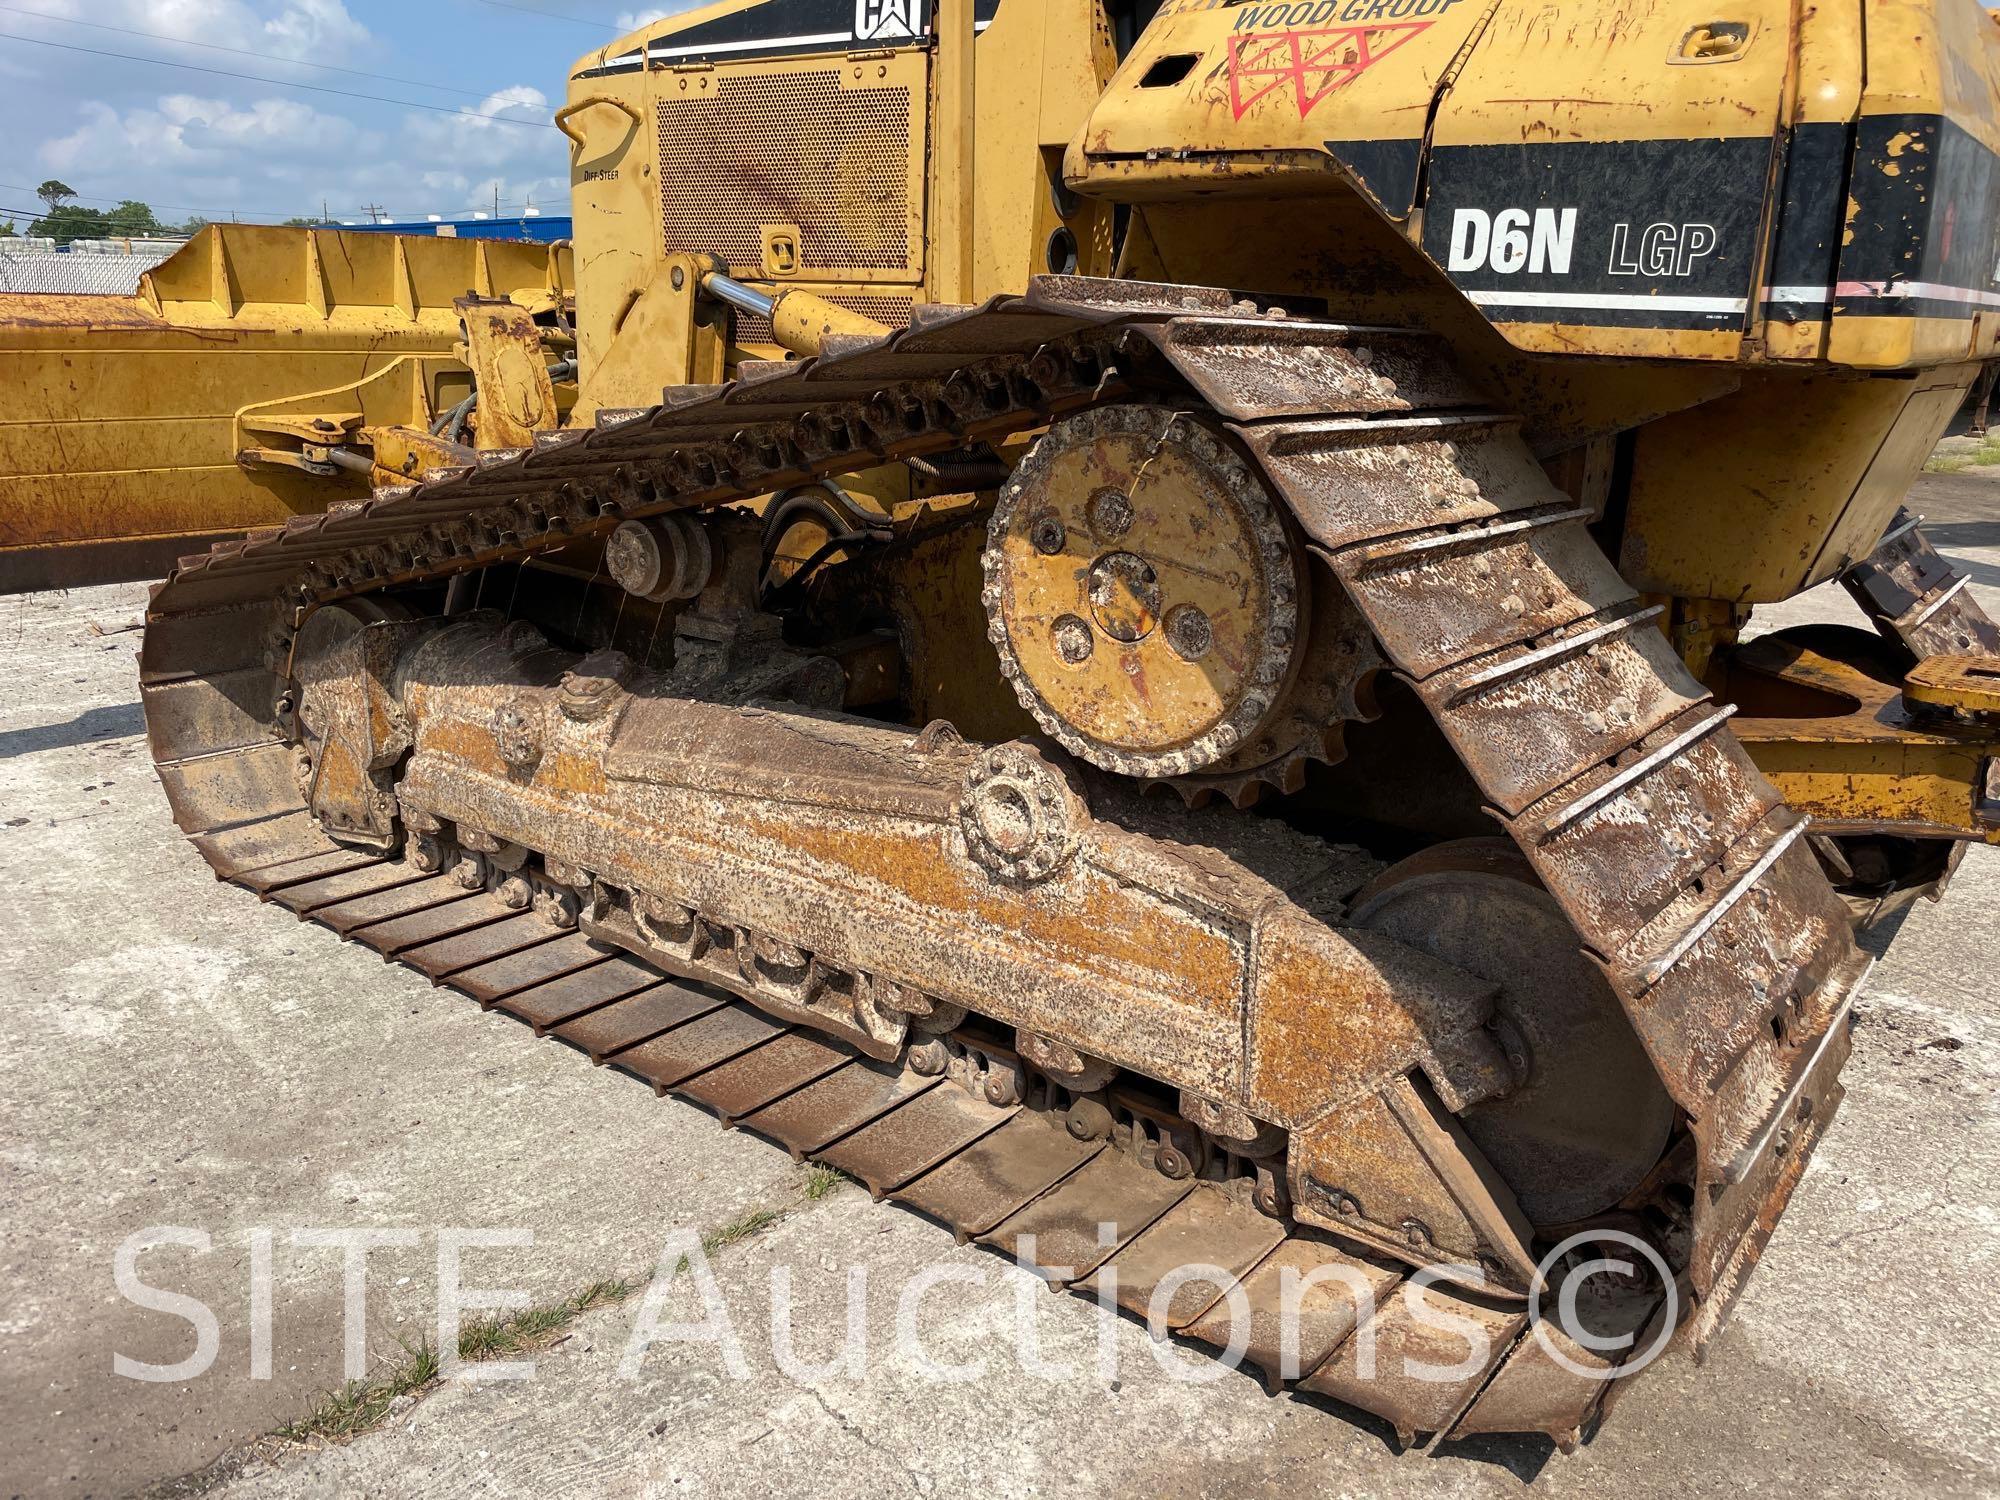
192, 821, 1652, 1451
1843, 504, 2000, 661
141, 274, 1869, 1442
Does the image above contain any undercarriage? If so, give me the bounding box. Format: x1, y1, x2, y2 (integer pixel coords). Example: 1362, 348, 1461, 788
143, 276, 1898, 1447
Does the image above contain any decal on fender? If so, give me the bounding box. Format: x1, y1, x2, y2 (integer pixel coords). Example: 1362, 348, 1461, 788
1225, 21, 1430, 120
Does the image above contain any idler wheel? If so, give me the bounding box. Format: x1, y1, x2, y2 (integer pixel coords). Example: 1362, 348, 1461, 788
1350, 838, 1677, 1228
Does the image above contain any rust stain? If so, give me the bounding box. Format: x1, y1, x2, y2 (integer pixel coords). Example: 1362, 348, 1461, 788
132, 277, 1887, 1437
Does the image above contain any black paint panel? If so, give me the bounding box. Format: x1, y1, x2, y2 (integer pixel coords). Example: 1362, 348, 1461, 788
1833, 112, 2000, 320
1765, 119, 1849, 327
576, 0, 1002, 73
1420, 135, 1774, 329
1323, 136, 1422, 221
659, 0, 857, 51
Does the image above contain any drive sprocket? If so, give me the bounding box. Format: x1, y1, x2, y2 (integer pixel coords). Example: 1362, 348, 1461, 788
981, 404, 1376, 803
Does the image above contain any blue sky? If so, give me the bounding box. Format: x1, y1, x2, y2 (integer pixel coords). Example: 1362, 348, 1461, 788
0, 0, 694, 228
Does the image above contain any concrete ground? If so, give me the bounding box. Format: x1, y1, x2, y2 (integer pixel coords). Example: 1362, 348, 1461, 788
4, 472, 1998, 1499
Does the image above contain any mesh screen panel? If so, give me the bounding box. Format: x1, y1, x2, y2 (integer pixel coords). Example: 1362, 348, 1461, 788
657, 71, 914, 274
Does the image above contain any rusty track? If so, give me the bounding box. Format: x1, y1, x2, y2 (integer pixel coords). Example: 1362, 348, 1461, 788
190, 822, 1648, 1451
1840, 505, 2000, 820
139, 274, 1869, 1444
1843, 505, 2000, 661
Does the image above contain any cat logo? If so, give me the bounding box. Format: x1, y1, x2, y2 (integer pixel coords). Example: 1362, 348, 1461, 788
854, 0, 921, 40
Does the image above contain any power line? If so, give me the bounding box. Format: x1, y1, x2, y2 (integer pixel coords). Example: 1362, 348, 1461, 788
0, 2, 511, 101
0, 178, 556, 216
0, 31, 561, 130
0, 180, 557, 223
0, 200, 163, 223
466, 0, 632, 30
0, 180, 296, 218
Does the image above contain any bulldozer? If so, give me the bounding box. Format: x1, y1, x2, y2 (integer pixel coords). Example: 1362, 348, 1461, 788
30, 0, 1998, 1451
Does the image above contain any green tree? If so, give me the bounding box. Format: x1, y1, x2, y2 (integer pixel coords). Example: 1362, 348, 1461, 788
0, 219, 15, 237
105, 199, 160, 236
178, 215, 210, 236
35, 179, 75, 213
30, 203, 110, 246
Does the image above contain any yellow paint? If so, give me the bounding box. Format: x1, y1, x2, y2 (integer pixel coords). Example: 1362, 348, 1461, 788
1905, 655, 2000, 715
9, 0, 2000, 863
1742, 736, 1999, 841
570, 254, 728, 423
994, 426, 1283, 751
0, 224, 568, 583
1729, 633, 2000, 840
1622, 363, 1977, 602
564, 0, 1119, 355
769, 287, 892, 353
454, 297, 559, 450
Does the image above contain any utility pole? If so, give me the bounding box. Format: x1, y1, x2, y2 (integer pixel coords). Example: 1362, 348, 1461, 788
361, 203, 386, 224
491, 183, 500, 218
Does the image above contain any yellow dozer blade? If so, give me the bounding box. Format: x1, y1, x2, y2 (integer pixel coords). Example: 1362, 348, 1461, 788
0, 223, 571, 593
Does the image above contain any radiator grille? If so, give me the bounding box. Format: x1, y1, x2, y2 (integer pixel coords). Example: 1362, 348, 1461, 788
730, 294, 915, 347
656, 72, 914, 274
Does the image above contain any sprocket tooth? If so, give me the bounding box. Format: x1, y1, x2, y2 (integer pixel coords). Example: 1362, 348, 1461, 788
1146, 775, 1218, 809
1222, 777, 1266, 811
1272, 745, 1314, 796
1141, 680, 1366, 806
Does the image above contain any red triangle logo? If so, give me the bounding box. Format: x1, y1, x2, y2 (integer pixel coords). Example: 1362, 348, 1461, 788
1227, 21, 1431, 120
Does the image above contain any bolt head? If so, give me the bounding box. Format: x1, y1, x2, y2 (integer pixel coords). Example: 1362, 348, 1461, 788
1087, 487, 1134, 540
1051, 614, 1094, 665
1164, 603, 1213, 662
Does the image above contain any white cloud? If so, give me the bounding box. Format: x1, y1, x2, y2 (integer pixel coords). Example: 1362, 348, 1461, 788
17, 4, 570, 227
41, 92, 360, 174
614, 8, 675, 29
127, 0, 246, 41
473, 84, 549, 121
37, 79, 566, 221
408, 84, 553, 146
167, 94, 349, 152
23, 0, 373, 61
400, 85, 566, 215
260, 0, 369, 58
